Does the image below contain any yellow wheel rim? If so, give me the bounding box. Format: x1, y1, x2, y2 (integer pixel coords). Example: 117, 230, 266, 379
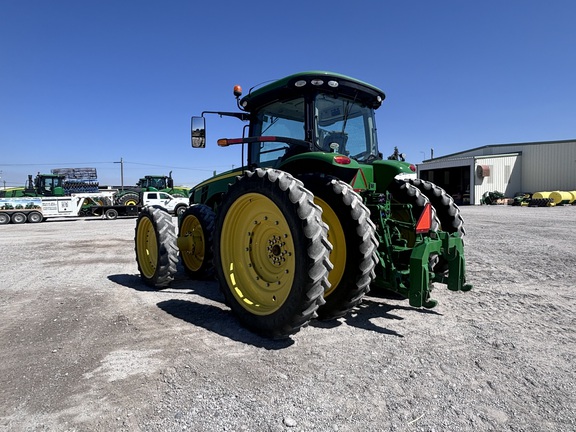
178, 214, 205, 272
136, 217, 158, 279
125, 199, 138, 206
220, 193, 295, 315
314, 197, 346, 297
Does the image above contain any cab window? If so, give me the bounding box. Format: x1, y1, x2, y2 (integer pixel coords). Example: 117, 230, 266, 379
315, 94, 378, 160
251, 98, 305, 164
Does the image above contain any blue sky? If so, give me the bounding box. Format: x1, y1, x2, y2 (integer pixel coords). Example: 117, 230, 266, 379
1, 0, 575, 188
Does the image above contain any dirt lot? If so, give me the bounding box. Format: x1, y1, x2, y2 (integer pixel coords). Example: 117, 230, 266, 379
1, 205, 575, 432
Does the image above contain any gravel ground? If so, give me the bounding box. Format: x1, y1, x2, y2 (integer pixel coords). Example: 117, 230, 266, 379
1, 205, 575, 432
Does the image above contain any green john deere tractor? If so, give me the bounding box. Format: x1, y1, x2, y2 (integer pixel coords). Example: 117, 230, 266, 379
115, 172, 189, 206
0, 173, 100, 198
135, 71, 471, 339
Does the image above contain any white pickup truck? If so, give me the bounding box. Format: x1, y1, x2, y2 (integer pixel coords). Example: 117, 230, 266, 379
140, 191, 189, 215
91, 191, 189, 220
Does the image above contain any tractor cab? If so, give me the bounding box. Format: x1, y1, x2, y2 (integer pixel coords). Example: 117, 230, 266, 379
137, 174, 175, 191
137, 175, 168, 191
192, 71, 385, 170
30, 174, 65, 196
191, 72, 416, 191
239, 72, 385, 167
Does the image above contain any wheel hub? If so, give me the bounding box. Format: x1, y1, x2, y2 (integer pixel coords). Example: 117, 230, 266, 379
267, 235, 287, 265
247, 217, 292, 285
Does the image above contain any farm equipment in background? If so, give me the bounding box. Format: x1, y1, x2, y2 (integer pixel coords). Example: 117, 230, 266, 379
480, 190, 506, 205
51, 167, 100, 194
114, 172, 189, 206
0, 172, 101, 199
0, 174, 65, 198
512, 191, 576, 207
135, 71, 472, 339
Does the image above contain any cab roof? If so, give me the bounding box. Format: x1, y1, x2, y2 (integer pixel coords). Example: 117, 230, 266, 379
239, 71, 386, 112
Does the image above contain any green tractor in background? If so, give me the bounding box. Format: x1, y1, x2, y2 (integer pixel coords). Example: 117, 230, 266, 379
0, 174, 66, 198
0, 173, 100, 199
115, 172, 189, 206
135, 71, 471, 339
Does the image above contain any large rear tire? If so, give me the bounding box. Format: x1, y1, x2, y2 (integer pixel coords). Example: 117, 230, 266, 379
214, 168, 332, 339
387, 179, 440, 247
407, 178, 465, 274
408, 179, 465, 235
388, 179, 444, 277
135, 206, 178, 287
178, 204, 215, 279
299, 174, 378, 320
94, 196, 113, 207
0, 213, 10, 224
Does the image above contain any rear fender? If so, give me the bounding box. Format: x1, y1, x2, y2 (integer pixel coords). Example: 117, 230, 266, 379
371, 160, 417, 192
279, 152, 361, 184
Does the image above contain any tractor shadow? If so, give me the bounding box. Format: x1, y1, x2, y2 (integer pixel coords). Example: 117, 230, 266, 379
109, 274, 441, 344
108, 273, 293, 349
157, 299, 294, 349
108, 273, 224, 303
311, 291, 442, 337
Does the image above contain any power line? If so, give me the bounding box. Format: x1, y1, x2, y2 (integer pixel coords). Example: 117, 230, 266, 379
124, 161, 226, 171
1, 161, 235, 171
0, 162, 115, 166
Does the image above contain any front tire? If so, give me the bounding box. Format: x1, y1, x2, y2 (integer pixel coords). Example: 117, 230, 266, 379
299, 174, 378, 320
135, 206, 178, 287
214, 168, 332, 339
178, 204, 215, 279
174, 204, 187, 217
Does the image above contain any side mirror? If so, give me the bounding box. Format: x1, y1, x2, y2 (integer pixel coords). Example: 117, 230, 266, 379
191, 117, 206, 148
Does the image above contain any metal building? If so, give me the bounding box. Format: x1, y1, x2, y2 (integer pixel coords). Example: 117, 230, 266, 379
417, 139, 576, 205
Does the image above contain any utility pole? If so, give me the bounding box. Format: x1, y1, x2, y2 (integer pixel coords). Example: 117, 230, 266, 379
114, 158, 124, 191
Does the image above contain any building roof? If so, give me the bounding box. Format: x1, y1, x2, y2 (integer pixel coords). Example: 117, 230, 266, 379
424, 138, 576, 162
